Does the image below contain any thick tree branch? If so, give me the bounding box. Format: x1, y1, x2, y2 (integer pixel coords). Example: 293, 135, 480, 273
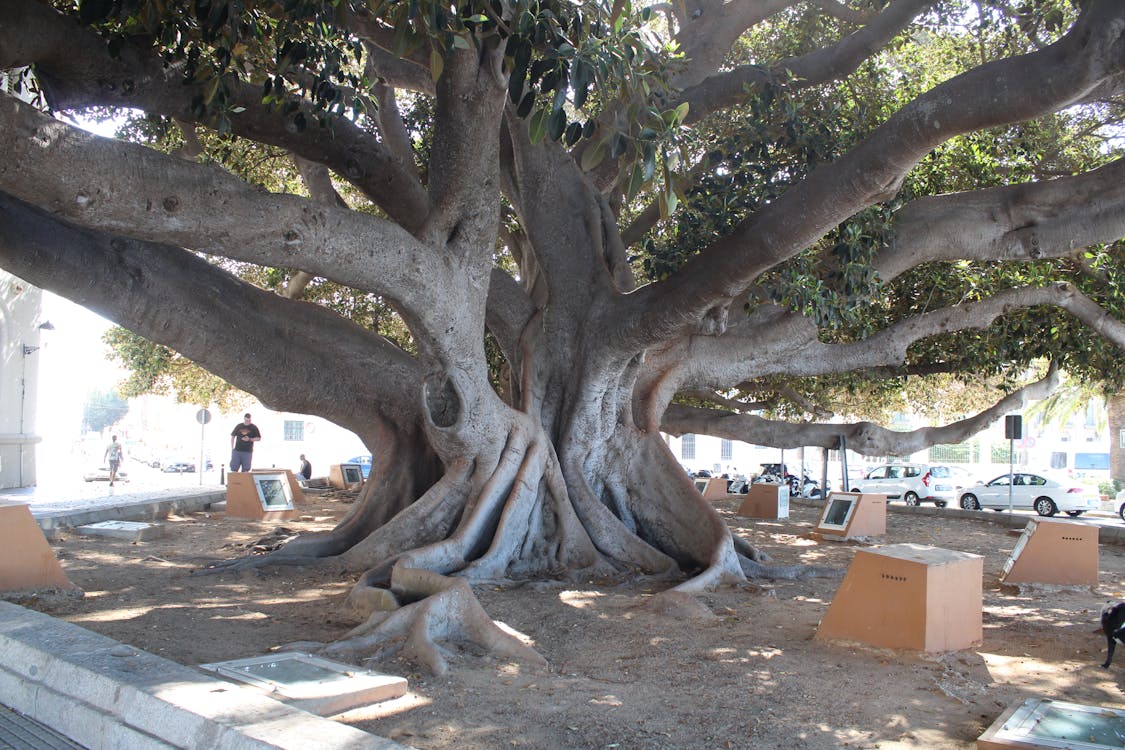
670, 0, 797, 91
500, 109, 621, 306
0, 95, 460, 334
486, 268, 537, 364
0, 0, 430, 230
360, 39, 435, 95
877, 156, 1125, 281
643, 283, 1125, 423
661, 363, 1060, 454
676, 0, 931, 125
809, 0, 874, 26
370, 81, 424, 185
617, 1, 1125, 353
0, 192, 423, 440
422, 42, 507, 248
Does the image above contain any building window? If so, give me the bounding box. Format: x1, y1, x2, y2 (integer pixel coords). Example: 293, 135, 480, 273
283, 420, 305, 441
720, 439, 733, 461
681, 434, 696, 461
1120, 429, 1125, 449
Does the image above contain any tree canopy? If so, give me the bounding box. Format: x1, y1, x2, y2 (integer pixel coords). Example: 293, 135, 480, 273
82, 388, 129, 434
2, 0, 1125, 673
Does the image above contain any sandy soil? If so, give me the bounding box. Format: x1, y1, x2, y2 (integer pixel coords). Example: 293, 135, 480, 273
16, 490, 1125, 750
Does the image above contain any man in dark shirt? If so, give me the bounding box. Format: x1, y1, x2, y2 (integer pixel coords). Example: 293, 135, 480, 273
229, 413, 261, 472
298, 454, 312, 480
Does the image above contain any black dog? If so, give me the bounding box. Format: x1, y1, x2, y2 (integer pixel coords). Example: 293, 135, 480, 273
1101, 601, 1125, 668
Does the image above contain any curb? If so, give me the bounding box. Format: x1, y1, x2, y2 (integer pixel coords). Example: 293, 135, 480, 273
31, 490, 227, 533
0, 601, 411, 750
789, 496, 1125, 546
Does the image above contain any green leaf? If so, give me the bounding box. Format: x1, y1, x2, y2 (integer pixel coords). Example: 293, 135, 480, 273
516, 91, 535, 118
626, 163, 645, 201
564, 121, 582, 146
580, 140, 606, 171
430, 48, 444, 82
528, 107, 549, 144
610, 132, 627, 159
642, 143, 656, 181
547, 108, 567, 141
203, 77, 220, 106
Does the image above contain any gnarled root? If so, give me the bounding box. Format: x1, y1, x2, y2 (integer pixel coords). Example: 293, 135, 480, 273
738, 557, 844, 580
295, 570, 547, 676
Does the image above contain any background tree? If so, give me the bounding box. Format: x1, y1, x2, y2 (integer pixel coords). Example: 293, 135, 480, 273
82, 388, 129, 435
1, 0, 1125, 673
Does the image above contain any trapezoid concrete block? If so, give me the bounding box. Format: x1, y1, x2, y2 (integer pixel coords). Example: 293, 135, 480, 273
736, 483, 790, 519
999, 518, 1098, 586
816, 543, 983, 652
225, 470, 303, 521
0, 501, 79, 593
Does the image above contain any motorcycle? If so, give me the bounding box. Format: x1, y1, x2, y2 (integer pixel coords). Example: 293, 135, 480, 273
753, 465, 821, 499
794, 473, 822, 499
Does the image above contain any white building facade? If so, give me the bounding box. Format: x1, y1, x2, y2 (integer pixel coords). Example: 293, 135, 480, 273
0, 271, 48, 488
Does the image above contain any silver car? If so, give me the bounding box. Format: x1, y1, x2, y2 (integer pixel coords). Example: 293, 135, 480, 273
957, 472, 1099, 517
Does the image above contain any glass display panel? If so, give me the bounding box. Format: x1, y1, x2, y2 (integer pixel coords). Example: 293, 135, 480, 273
988, 699, 1125, 749
252, 473, 294, 510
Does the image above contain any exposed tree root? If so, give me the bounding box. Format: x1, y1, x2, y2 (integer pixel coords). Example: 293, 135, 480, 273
290, 571, 547, 676
201, 401, 840, 673
196, 462, 472, 578
738, 557, 844, 581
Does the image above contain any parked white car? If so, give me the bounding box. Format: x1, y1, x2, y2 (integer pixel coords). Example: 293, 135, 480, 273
850, 463, 973, 507
957, 472, 1099, 516
1115, 487, 1125, 522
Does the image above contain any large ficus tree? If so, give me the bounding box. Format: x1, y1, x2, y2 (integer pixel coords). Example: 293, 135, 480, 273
2, 0, 1125, 672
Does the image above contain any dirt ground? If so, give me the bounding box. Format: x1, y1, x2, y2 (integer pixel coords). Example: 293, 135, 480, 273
16, 490, 1125, 749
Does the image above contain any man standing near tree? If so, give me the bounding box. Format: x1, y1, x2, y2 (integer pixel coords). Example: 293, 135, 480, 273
229, 413, 261, 472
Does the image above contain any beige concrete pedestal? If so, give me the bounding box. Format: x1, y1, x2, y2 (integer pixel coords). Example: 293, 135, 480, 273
1000, 518, 1098, 586
736, 484, 790, 519
814, 492, 887, 539
226, 470, 304, 520
700, 478, 732, 501
0, 501, 79, 593
328, 463, 365, 490
816, 543, 983, 652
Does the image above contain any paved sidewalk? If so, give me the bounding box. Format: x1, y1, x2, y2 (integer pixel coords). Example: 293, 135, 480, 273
0, 482, 227, 534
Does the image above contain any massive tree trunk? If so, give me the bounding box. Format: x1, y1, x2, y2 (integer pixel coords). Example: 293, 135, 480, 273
2, 0, 1125, 674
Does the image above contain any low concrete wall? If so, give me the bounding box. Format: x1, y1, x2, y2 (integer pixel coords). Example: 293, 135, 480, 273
0, 602, 410, 750
32, 490, 227, 533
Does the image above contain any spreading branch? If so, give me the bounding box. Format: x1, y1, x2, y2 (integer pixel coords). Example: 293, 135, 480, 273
0, 0, 430, 229
662, 363, 1060, 455
616, 1, 1125, 352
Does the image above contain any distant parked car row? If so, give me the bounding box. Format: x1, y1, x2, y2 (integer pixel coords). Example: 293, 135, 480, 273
850, 463, 973, 508
848, 462, 1101, 517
